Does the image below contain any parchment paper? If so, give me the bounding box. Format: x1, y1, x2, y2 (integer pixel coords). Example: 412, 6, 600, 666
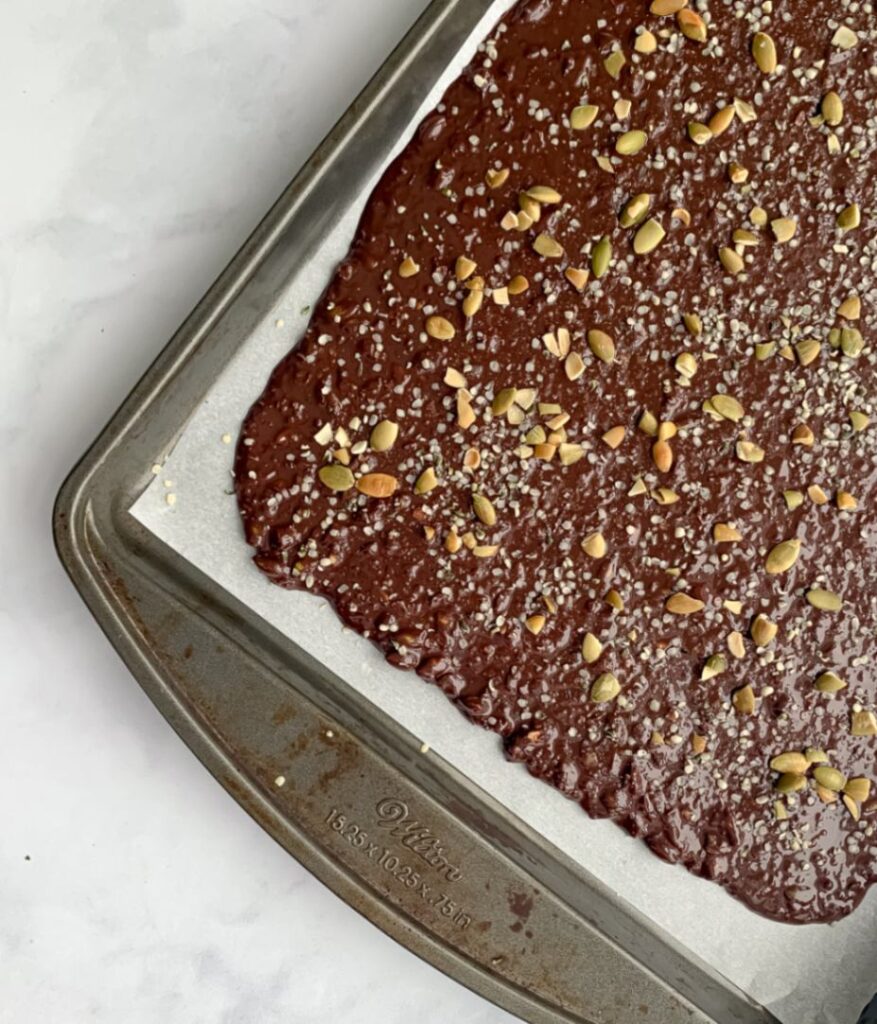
131, 3, 877, 1019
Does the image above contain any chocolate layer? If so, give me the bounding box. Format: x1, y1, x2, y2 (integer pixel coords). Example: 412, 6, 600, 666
236, 0, 877, 922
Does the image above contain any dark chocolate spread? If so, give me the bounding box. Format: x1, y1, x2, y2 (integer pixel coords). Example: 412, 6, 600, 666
236, 0, 877, 923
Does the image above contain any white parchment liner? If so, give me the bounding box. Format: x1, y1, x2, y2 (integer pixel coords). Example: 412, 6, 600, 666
132, 3, 877, 1019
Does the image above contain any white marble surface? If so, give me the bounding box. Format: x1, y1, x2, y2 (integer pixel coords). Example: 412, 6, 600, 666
0, 2, 515, 1021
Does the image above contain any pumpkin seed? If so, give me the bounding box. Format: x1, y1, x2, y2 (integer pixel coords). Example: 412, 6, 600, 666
635, 30, 658, 54
701, 654, 727, 681
533, 233, 564, 258
445, 529, 462, 553
795, 338, 821, 366
318, 464, 355, 492
751, 614, 778, 647
841, 327, 864, 358
754, 341, 776, 360
813, 766, 847, 792
486, 168, 510, 189
729, 162, 749, 184
675, 352, 697, 379
369, 419, 399, 452
491, 387, 518, 416
666, 593, 705, 615
815, 671, 846, 694
838, 294, 860, 320
559, 442, 584, 466
714, 523, 742, 543
525, 614, 546, 635
399, 257, 420, 278
709, 105, 735, 136
414, 467, 438, 494
851, 710, 877, 736
719, 247, 744, 274
837, 490, 857, 511
752, 32, 777, 74
792, 424, 814, 446
564, 352, 585, 381
650, 0, 686, 12
455, 255, 477, 281
709, 394, 744, 422
571, 104, 599, 130
822, 91, 844, 126
688, 121, 712, 146
602, 425, 626, 449
771, 217, 797, 243
565, 267, 589, 291
592, 236, 612, 278
734, 96, 758, 122
850, 410, 870, 432
837, 203, 860, 231
832, 25, 858, 49
633, 218, 666, 254
765, 538, 801, 575
652, 439, 673, 473
604, 50, 626, 79
605, 589, 624, 612
588, 329, 616, 363
770, 752, 809, 774
527, 185, 562, 206
638, 409, 659, 436
736, 440, 765, 463
733, 685, 756, 715
806, 588, 843, 612
582, 532, 607, 558
463, 288, 484, 318
678, 9, 706, 41
733, 229, 759, 247
845, 777, 872, 802
508, 274, 529, 295
683, 312, 702, 336
728, 631, 746, 659
616, 130, 648, 156
620, 193, 651, 228
805, 748, 829, 765
784, 489, 804, 511
426, 315, 455, 340
776, 772, 807, 794
590, 672, 621, 703
472, 545, 499, 558
582, 633, 603, 664
472, 493, 497, 526
844, 794, 862, 821
808, 484, 829, 506
356, 472, 398, 498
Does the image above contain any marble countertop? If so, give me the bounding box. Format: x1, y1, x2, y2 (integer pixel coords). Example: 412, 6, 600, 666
1, 2, 514, 1020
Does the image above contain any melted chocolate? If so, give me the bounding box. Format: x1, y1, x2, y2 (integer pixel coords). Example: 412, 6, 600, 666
236, 0, 877, 922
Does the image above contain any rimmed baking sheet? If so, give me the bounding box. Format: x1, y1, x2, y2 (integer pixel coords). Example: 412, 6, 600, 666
130, 2, 877, 1020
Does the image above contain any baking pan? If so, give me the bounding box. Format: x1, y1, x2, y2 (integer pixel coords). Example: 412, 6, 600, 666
52, 1, 866, 1021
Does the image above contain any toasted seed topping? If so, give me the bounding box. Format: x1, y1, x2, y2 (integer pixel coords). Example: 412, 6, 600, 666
602, 425, 626, 449
733, 685, 756, 715
666, 593, 705, 615
736, 440, 765, 464
688, 121, 712, 146
603, 50, 626, 79
837, 203, 861, 232
832, 25, 858, 49
582, 531, 608, 558
318, 465, 355, 492
356, 473, 398, 498
751, 614, 778, 647
650, 0, 686, 13
770, 752, 809, 774
714, 523, 742, 543
635, 30, 657, 54
845, 778, 872, 803
815, 671, 846, 694
616, 130, 648, 156
592, 236, 613, 278
719, 246, 744, 275
370, 420, 399, 452
677, 8, 706, 41
590, 672, 621, 703
565, 267, 589, 291
806, 588, 843, 612
752, 32, 777, 74
571, 104, 599, 130
765, 538, 801, 575
472, 493, 497, 526
709, 105, 735, 136
588, 329, 616, 363
582, 633, 603, 664
620, 193, 652, 228
701, 654, 727, 681
821, 91, 844, 126
813, 766, 847, 793
633, 219, 666, 255
525, 614, 546, 635
426, 315, 455, 340
491, 387, 518, 416
486, 167, 509, 189
851, 711, 877, 737
398, 257, 421, 278
533, 233, 565, 258
770, 218, 797, 243
776, 772, 807, 795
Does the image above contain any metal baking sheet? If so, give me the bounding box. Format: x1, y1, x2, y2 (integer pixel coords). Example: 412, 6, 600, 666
56, 1, 876, 1022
